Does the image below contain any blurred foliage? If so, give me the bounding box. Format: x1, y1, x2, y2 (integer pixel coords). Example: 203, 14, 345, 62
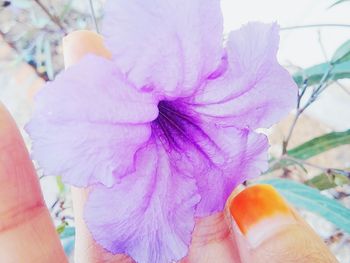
306, 172, 350, 190
288, 130, 350, 160
0, 0, 103, 80
329, 0, 350, 8
56, 176, 66, 194
332, 39, 350, 63
269, 130, 350, 173
263, 179, 350, 234
293, 38, 350, 87
59, 226, 75, 256
293, 61, 350, 87
263, 0, 350, 237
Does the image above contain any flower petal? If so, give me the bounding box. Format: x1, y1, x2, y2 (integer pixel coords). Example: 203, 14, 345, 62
102, 0, 223, 98
161, 112, 269, 216
141, 100, 268, 217
32, 55, 158, 124
84, 140, 200, 263
26, 55, 158, 187
192, 23, 297, 129
193, 126, 269, 217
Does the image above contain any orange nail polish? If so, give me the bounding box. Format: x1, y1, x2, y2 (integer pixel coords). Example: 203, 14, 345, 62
229, 184, 296, 246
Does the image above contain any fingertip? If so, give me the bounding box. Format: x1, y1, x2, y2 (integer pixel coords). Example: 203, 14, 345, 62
229, 184, 294, 245
225, 184, 245, 207
63, 30, 112, 68
228, 184, 337, 263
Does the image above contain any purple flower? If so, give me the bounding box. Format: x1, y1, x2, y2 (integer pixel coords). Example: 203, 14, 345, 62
26, 0, 297, 262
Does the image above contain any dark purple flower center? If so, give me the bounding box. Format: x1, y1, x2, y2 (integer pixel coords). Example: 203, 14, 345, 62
152, 100, 205, 152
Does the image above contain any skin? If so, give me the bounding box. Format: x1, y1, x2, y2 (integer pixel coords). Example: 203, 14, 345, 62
0, 31, 338, 263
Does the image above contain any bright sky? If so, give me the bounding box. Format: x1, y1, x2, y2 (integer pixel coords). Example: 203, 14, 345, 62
222, 0, 350, 68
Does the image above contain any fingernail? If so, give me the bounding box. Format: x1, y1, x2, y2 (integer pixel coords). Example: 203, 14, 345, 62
229, 184, 296, 247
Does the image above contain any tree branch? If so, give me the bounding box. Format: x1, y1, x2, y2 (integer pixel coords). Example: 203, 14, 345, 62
33, 0, 66, 34
281, 24, 350, 31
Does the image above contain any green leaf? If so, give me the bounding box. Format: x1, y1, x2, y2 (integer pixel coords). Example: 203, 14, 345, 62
329, 0, 350, 8
306, 172, 350, 190
261, 178, 350, 234
332, 40, 350, 64
63, 238, 74, 256
56, 176, 65, 194
56, 223, 67, 235
267, 130, 350, 173
293, 61, 350, 87
287, 130, 350, 160
60, 226, 75, 239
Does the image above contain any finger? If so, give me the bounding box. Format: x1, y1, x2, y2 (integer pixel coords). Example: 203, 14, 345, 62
63, 30, 112, 68
71, 187, 133, 263
228, 184, 338, 263
180, 212, 241, 263
0, 103, 67, 263
64, 30, 133, 263
180, 187, 244, 263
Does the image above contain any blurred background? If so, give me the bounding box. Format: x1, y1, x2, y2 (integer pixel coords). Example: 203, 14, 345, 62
0, 0, 349, 261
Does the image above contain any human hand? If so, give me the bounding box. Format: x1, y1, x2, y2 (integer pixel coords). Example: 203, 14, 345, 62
0, 31, 338, 263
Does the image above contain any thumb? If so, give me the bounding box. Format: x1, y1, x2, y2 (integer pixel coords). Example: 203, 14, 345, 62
228, 184, 338, 263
